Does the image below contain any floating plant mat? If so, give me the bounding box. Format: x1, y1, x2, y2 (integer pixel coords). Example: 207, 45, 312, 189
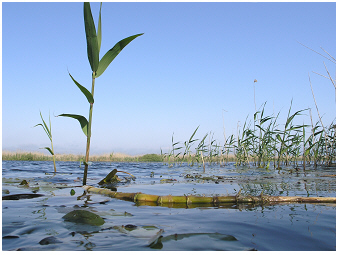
2, 161, 336, 251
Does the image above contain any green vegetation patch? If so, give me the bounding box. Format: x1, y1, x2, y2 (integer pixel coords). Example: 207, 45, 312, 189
138, 154, 163, 162
62, 210, 105, 226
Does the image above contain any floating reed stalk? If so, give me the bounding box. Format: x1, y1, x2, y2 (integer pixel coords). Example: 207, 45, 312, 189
83, 185, 335, 207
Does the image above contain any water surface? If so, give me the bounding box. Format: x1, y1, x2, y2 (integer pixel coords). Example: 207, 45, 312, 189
2, 161, 336, 250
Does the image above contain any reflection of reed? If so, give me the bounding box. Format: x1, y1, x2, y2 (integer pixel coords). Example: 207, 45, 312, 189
237, 173, 336, 197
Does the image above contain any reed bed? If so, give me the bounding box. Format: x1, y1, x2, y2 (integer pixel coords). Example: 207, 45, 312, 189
2, 151, 139, 162
161, 101, 336, 170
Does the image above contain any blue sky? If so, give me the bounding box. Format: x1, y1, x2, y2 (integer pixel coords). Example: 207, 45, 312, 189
2, 1, 336, 155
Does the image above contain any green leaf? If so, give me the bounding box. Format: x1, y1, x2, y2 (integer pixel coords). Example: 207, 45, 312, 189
58, 114, 89, 137
286, 124, 307, 132
69, 72, 94, 104
276, 134, 283, 143
41, 147, 54, 155
34, 123, 50, 140
34, 111, 52, 141
189, 126, 199, 143
95, 33, 144, 78
84, 2, 99, 72
40, 111, 52, 139
260, 116, 273, 125
285, 109, 307, 129
97, 2, 102, 54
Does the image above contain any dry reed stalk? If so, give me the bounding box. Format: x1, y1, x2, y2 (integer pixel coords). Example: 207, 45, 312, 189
308, 73, 331, 149
297, 41, 335, 64
83, 185, 336, 206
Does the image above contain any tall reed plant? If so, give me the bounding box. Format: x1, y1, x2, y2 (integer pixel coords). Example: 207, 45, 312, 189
59, 2, 143, 185
161, 100, 335, 170
34, 111, 57, 172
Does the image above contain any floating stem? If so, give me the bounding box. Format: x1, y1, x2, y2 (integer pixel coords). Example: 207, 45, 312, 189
83, 185, 336, 207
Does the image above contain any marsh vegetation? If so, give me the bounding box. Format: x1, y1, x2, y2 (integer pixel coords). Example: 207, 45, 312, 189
161, 102, 335, 170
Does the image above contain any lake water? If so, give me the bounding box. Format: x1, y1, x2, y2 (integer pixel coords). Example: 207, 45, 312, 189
2, 160, 336, 251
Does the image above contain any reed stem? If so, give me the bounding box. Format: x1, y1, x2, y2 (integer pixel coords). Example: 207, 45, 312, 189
83, 72, 96, 185
83, 185, 336, 206
51, 140, 57, 172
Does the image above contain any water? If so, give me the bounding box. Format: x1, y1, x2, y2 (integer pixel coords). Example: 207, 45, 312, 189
2, 160, 336, 251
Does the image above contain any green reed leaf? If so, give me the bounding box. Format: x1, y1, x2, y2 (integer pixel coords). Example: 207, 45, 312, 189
34, 124, 50, 140
58, 114, 89, 137
42, 147, 54, 155
97, 2, 102, 54
189, 126, 199, 143
34, 112, 52, 141
260, 116, 273, 125
40, 111, 51, 138
285, 109, 307, 129
69, 72, 94, 104
95, 33, 144, 78
84, 2, 99, 72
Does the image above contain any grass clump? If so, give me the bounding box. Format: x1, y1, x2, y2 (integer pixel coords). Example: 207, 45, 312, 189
138, 154, 163, 162
2, 151, 51, 161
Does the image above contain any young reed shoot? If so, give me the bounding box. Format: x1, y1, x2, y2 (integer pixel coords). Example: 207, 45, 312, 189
58, 2, 143, 185
34, 111, 57, 172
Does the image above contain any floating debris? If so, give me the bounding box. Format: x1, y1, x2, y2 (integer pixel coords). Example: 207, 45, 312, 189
83, 185, 336, 207
39, 236, 62, 245
2, 235, 19, 239
2, 193, 44, 200
19, 180, 28, 186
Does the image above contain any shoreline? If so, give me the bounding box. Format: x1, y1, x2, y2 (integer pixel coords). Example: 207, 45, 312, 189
2, 150, 335, 166
2, 150, 152, 162
2, 150, 237, 163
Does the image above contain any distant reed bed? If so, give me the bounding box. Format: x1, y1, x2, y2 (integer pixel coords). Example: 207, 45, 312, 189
2, 151, 145, 162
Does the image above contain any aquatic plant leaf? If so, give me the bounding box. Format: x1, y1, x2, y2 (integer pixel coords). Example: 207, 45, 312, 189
95, 33, 144, 78
34, 124, 51, 141
260, 116, 273, 125
97, 2, 102, 54
58, 114, 88, 137
2, 193, 44, 200
62, 210, 104, 226
40, 111, 52, 139
34, 112, 52, 140
68, 72, 94, 104
42, 147, 54, 155
189, 126, 200, 142
84, 2, 99, 72
285, 109, 307, 129
313, 130, 324, 137
286, 125, 307, 132
276, 134, 283, 143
